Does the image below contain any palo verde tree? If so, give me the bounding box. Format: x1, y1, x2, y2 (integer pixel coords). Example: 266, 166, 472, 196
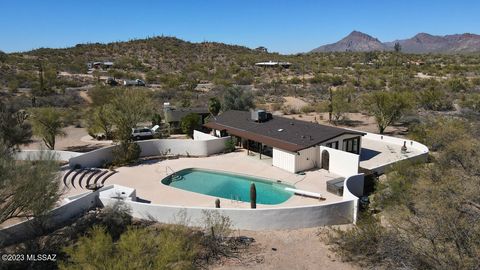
108, 89, 153, 165
0, 140, 62, 224
86, 104, 114, 140
30, 107, 66, 150
362, 91, 412, 134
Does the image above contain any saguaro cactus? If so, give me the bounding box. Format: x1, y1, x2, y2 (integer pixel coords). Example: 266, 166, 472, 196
250, 183, 257, 209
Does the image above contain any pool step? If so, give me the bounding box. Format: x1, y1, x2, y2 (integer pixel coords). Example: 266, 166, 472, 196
170, 174, 184, 182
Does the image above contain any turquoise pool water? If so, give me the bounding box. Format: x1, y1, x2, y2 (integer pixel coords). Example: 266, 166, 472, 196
161, 168, 294, 205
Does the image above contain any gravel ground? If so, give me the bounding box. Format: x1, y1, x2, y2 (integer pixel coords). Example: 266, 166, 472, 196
212, 227, 359, 270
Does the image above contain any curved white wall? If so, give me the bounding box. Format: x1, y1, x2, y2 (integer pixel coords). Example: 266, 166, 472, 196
361, 131, 429, 174
342, 174, 365, 223
99, 191, 355, 230
363, 132, 429, 153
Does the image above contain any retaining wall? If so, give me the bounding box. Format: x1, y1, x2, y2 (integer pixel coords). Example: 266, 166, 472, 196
0, 191, 98, 247
99, 192, 355, 230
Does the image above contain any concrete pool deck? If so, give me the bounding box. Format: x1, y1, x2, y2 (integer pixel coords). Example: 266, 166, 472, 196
62, 149, 344, 209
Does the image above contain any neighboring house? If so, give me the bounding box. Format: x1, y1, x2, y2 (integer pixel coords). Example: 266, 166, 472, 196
254, 61, 292, 68
87, 61, 114, 70
163, 104, 210, 133
204, 110, 365, 174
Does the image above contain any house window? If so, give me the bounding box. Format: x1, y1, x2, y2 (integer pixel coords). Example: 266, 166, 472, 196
343, 137, 360, 154
326, 141, 339, 149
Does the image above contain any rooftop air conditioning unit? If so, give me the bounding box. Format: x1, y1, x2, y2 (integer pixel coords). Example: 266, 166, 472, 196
251, 109, 267, 122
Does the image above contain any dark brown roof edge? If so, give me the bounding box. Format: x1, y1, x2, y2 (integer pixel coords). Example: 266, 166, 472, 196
205, 122, 365, 152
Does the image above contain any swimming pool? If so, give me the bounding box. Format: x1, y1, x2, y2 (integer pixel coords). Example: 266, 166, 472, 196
161, 168, 294, 205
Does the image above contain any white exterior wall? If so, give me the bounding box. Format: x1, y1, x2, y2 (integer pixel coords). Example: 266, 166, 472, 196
269, 134, 363, 174
295, 147, 317, 172
321, 134, 362, 152
272, 148, 296, 173
14, 150, 82, 162
319, 146, 359, 177
193, 130, 217, 141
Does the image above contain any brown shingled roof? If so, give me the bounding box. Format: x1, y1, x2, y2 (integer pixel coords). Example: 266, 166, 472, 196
204, 110, 365, 152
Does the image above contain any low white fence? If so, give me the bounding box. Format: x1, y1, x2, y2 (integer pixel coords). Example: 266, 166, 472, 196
69, 131, 230, 168
363, 132, 429, 152
14, 150, 82, 162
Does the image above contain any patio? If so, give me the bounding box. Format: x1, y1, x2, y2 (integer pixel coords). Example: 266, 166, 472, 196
62, 149, 344, 209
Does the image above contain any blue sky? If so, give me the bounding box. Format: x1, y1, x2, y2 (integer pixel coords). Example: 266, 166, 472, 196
1, 0, 479, 54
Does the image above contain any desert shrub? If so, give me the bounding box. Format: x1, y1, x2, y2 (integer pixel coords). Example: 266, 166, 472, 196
289, 77, 302, 84
447, 77, 469, 92
234, 70, 254, 85
325, 214, 399, 265
96, 200, 132, 240
270, 102, 282, 111
111, 142, 141, 166
198, 210, 234, 263
409, 117, 471, 151
224, 138, 236, 153
181, 113, 201, 138
418, 86, 453, 111
35, 92, 84, 108
460, 93, 480, 112
60, 223, 199, 270
281, 105, 298, 115
300, 105, 316, 113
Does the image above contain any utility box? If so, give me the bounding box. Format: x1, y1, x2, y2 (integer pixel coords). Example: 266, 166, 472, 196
326, 178, 345, 196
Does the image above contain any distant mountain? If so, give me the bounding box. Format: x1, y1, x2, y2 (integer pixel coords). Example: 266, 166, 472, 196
311, 31, 387, 53
311, 31, 480, 53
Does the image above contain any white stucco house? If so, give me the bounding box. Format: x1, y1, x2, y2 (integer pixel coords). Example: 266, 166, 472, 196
205, 110, 365, 177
